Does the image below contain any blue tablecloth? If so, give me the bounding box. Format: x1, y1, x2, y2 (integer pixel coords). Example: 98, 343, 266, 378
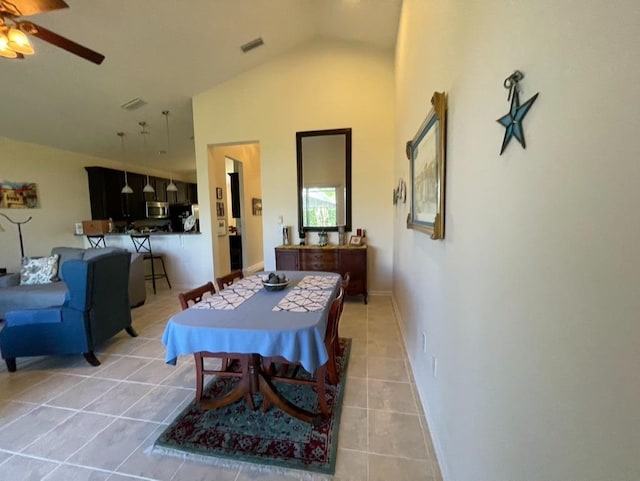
162, 271, 341, 372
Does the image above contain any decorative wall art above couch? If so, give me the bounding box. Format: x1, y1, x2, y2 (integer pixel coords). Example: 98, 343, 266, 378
0, 180, 39, 209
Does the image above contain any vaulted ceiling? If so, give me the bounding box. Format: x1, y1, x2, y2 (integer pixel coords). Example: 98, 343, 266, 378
0, 0, 401, 175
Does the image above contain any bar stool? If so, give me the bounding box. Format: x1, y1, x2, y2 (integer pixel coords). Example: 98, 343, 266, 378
130, 234, 171, 294
86, 235, 106, 248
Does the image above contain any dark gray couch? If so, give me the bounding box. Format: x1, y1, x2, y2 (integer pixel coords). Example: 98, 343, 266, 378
0, 246, 146, 319
0, 250, 138, 371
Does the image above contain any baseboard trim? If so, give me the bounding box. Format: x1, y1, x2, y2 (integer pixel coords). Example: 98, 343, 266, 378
368, 290, 392, 297
245, 261, 264, 274
391, 294, 450, 481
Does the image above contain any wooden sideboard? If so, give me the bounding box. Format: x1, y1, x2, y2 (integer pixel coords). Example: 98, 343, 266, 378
275, 245, 368, 304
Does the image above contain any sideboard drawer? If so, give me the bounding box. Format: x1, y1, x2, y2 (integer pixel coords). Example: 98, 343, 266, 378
274, 245, 367, 303
299, 250, 338, 271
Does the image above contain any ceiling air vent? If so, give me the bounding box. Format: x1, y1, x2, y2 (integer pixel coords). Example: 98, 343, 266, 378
120, 98, 147, 111
241, 37, 264, 53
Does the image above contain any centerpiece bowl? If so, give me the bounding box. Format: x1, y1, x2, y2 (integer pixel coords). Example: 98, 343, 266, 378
262, 279, 289, 291
262, 273, 289, 291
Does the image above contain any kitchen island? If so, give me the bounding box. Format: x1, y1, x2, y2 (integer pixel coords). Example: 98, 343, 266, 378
78, 232, 207, 290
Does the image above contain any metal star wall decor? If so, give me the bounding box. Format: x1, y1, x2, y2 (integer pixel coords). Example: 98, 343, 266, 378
497, 70, 539, 155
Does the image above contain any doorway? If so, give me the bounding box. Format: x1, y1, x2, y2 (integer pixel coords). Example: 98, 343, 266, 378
209, 143, 263, 279
226, 157, 243, 270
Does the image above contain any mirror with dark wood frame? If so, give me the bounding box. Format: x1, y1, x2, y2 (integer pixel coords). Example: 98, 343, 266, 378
296, 128, 352, 233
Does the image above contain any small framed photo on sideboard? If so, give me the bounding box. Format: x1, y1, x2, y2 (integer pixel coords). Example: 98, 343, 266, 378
349, 235, 362, 246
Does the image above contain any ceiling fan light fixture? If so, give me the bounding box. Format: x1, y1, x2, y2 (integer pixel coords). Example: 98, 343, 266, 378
7, 27, 33, 55
0, 31, 18, 58
0, 3, 105, 64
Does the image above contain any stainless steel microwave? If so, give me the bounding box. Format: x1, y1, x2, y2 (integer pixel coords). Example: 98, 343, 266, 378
146, 201, 169, 219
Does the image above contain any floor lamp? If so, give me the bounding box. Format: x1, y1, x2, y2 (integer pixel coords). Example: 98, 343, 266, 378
0, 213, 32, 258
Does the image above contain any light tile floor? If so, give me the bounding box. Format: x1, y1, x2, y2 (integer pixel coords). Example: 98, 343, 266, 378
0, 286, 442, 481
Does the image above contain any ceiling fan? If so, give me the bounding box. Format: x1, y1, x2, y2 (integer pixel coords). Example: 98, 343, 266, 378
0, 0, 104, 64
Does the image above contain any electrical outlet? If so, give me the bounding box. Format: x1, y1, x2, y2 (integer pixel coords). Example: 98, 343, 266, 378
422, 332, 427, 353
432, 356, 438, 377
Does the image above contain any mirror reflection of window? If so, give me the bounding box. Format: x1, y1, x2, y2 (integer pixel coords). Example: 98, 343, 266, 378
299, 132, 348, 229
302, 186, 338, 227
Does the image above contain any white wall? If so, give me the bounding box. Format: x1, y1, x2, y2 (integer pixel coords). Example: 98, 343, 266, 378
0, 136, 204, 288
193, 39, 395, 293
394, 1, 640, 481
0, 137, 89, 270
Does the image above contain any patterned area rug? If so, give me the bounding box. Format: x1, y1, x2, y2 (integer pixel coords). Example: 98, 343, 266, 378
153, 339, 351, 477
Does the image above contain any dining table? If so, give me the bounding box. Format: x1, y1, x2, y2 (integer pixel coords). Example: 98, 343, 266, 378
162, 270, 342, 424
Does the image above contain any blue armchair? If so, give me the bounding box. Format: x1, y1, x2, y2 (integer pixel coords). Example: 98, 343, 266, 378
0, 251, 138, 372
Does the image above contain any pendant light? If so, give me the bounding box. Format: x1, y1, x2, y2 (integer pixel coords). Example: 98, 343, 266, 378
139, 121, 155, 193
118, 132, 134, 194
143, 178, 155, 192
162, 110, 178, 192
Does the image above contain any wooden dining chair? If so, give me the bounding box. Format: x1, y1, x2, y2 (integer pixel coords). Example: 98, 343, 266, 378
178, 282, 251, 405
215, 270, 244, 292
263, 287, 345, 417
334, 272, 350, 357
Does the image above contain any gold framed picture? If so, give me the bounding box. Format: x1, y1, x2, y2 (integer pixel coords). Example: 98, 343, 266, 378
406, 91, 447, 239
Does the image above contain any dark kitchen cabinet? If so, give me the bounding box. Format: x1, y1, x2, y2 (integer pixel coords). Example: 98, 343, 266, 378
174, 181, 198, 204
86, 167, 198, 221
151, 177, 168, 202
174, 181, 188, 205
187, 183, 198, 204
126, 172, 146, 221
86, 167, 127, 221
86, 167, 147, 222
164, 180, 187, 205
166, 186, 178, 205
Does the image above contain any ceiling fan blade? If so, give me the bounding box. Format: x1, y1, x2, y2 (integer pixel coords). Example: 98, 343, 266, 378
1, 0, 68, 17
25, 21, 105, 64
